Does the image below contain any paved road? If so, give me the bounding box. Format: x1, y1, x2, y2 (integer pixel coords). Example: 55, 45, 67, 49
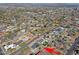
66, 36, 79, 55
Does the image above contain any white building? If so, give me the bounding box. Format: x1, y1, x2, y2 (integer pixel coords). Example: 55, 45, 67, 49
4, 44, 16, 51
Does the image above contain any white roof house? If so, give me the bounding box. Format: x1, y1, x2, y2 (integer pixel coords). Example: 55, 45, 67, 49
4, 44, 16, 51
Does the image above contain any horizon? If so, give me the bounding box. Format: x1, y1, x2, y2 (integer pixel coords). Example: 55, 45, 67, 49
0, 3, 79, 8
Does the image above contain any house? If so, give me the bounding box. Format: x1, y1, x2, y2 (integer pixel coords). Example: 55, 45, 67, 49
31, 43, 39, 49
4, 44, 16, 51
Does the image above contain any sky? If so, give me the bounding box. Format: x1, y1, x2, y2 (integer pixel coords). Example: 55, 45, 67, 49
0, 0, 78, 3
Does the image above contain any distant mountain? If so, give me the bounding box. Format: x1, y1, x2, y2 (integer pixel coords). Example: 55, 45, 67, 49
0, 3, 79, 8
